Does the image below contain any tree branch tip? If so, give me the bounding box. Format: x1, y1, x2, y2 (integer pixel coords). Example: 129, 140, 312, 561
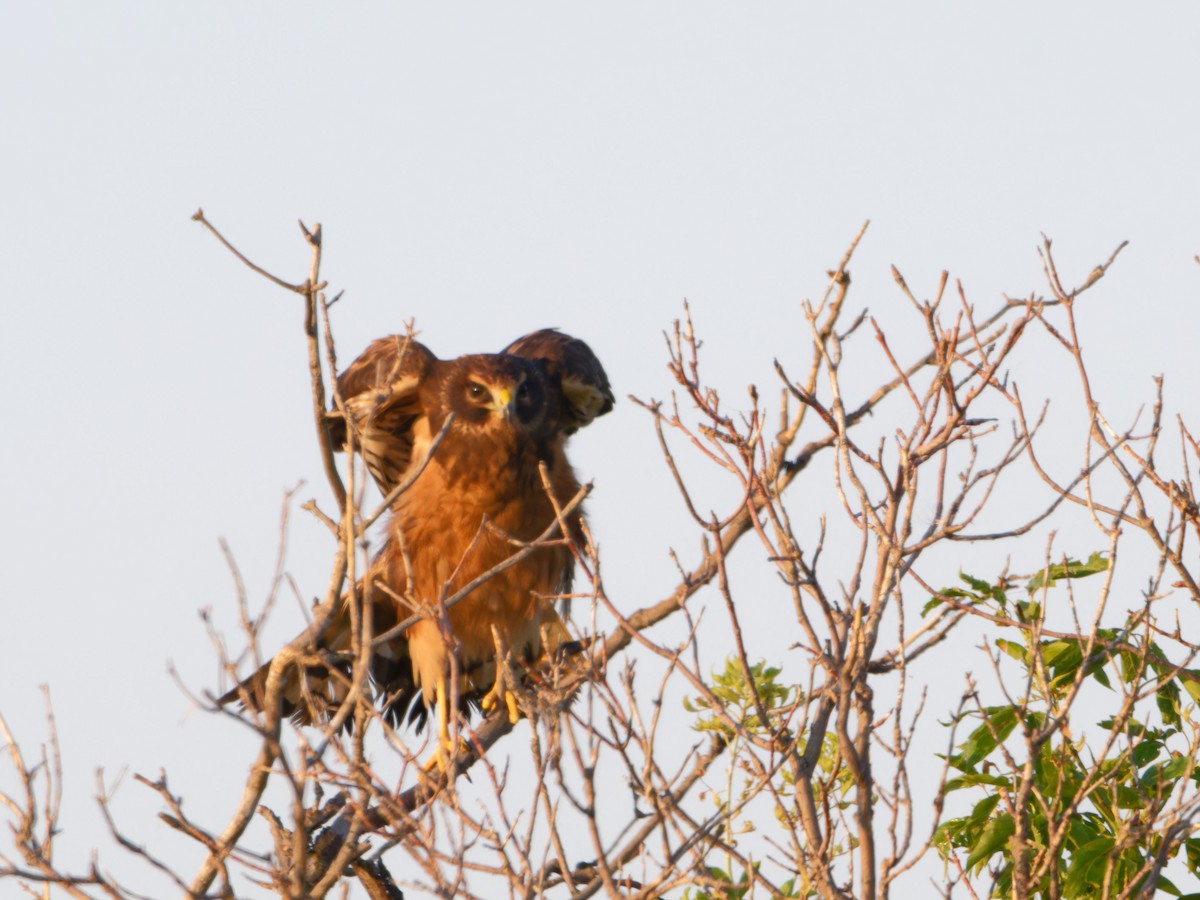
300, 220, 323, 246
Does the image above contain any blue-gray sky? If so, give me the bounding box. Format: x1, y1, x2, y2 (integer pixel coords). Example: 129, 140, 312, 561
4, 4, 1199, 896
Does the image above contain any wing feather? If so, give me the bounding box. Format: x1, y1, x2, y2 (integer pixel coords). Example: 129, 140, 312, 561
331, 335, 437, 495
502, 329, 614, 433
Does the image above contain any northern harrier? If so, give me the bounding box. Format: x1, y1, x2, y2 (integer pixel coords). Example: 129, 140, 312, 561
223, 328, 613, 758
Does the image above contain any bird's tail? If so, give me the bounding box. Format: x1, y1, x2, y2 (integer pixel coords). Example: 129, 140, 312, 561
216, 603, 359, 727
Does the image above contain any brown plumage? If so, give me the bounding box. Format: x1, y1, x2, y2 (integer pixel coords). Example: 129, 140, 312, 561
224, 329, 613, 746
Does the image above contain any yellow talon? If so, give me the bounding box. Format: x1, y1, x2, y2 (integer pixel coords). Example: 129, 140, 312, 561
422, 735, 470, 773
420, 672, 468, 773
480, 678, 523, 724
422, 751, 445, 773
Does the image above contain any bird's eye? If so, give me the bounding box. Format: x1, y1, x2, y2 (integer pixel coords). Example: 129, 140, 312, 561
467, 383, 487, 402
517, 382, 530, 400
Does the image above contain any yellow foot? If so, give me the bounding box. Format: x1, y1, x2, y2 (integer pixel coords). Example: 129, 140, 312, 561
421, 674, 471, 775
480, 684, 521, 724
421, 735, 471, 773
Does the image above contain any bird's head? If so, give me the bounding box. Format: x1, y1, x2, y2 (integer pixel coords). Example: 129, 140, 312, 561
444, 355, 550, 436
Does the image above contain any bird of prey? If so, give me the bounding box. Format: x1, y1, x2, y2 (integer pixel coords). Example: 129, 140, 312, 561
223, 328, 613, 759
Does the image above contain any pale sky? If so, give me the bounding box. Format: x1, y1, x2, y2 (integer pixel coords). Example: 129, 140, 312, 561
4, 4, 1199, 897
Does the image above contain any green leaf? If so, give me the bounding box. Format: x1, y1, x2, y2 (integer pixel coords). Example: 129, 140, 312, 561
1118, 649, 1139, 683
1066, 816, 1099, 848
1063, 835, 1114, 896
921, 595, 944, 617
686, 656, 796, 737
1181, 671, 1200, 704
1161, 755, 1191, 782
944, 773, 1012, 792
1158, 679, 1183, 729
1044, 640, 1084, 690
1078, 550, 1110, 575
1157, 875, 1181, 896
953, 706, 1019, 769
960, 572, 993, 595
1184, 837, 1200, 870
1115, 784, 1147, 810
1026, 552, 1109, 593
995, 639, 1027, 663
965, 813, 1014, 873
934, 816, 971, 852
1042, 640, 1078, 668
925, 580, 991, 617
967, 793, 1002, 828
1132, 740, 1163, 768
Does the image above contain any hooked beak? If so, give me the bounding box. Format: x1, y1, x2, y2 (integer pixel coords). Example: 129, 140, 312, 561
492, 385, 516, 420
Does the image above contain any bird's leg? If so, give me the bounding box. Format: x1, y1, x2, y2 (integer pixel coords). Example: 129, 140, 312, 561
422, 673, 462, 773
480, 626, 521, 725
435, 673, 452, 754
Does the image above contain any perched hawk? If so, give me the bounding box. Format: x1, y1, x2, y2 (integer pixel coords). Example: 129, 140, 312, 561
224, 328, 613, 756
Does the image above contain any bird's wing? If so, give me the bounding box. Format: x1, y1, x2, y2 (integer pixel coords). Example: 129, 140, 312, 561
217, 602, 356, 727
331, 334, 438, 496
502, 329, 614, 433
218, 586, 427, 732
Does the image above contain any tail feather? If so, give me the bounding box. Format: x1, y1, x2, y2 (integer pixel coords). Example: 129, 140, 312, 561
218, 654, 355, 727
218, 601, 360, 727
218, 598, 582, 732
